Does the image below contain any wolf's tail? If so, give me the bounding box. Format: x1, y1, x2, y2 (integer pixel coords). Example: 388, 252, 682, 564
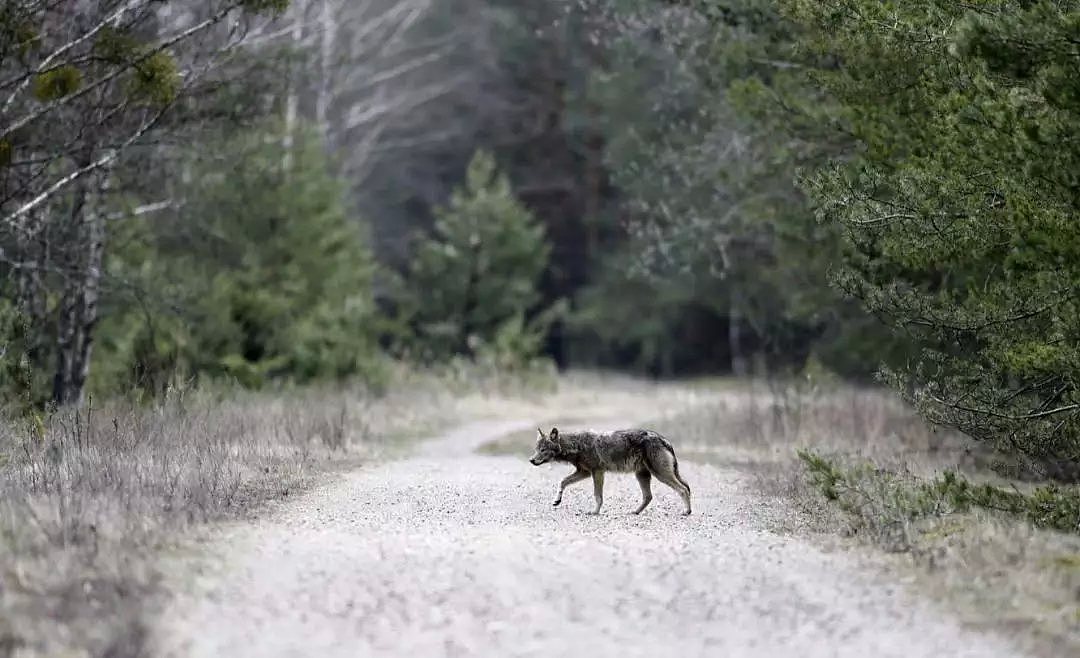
655, 433, 691, 494
671, 454, 691, 494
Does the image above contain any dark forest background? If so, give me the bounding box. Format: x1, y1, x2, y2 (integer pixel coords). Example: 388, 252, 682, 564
2, 0, 1079, 477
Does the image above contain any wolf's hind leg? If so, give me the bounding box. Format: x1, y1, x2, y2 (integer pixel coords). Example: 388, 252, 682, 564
554, 468, 589, 507
632, 469, 653, 514
648, 448, 692, 515
590, 471, 605, 514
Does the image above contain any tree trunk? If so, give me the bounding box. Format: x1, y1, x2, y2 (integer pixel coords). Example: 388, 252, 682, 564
729, 289, 748, 378
52, 167, 107, 407
315, 0, 337, 141
14, 205, 47, 357
460, 237, 481, 355
282, 0, 309, 173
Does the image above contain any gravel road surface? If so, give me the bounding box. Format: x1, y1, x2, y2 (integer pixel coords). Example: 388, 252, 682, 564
153, 418, 1023, 657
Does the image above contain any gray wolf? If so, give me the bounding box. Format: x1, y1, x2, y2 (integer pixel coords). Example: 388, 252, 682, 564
529, 426, 692, 515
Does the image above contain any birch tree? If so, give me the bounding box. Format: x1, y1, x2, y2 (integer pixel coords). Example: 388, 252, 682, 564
252, 0, 470, 183
0, 0, 288, 405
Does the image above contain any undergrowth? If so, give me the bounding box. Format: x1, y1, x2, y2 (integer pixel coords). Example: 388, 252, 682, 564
656, 380, 1080, 653
799, 450, 1080, 542
0, 362, 556, 657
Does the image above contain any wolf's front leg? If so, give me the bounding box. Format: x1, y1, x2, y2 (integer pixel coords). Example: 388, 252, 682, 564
554, 468, 589, 507
590, 471, 605, 514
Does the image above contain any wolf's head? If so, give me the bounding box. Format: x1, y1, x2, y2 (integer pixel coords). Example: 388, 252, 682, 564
529, 427, 560, 465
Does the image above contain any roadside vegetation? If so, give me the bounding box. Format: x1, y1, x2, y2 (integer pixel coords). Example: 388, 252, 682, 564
4, 1, 1080, 655
645, 378, 1080, 657
0, 364, 494, 655
480, 370, 1080, 654
2, 363, 711, 656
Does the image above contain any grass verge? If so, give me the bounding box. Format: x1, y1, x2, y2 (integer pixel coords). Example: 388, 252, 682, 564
0, 361, 565, 657
642, 378, 1080, 656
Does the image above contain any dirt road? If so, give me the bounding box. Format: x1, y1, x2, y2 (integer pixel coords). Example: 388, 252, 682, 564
153, 417, 1023, 657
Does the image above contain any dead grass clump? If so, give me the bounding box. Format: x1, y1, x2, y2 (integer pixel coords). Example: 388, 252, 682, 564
655, 378, 983, 475
0, 363, 533, 657
654, 376, 1080, 654
794, 451, 1080, 652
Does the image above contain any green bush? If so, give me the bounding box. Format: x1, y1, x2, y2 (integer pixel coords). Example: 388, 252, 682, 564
799, 450, 1080, 536
93, 123, 385, 395
396, 150, 554, 366
0, 302, 47, 415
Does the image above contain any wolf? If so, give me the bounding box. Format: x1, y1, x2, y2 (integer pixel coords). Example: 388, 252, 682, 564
529, 426, 692, 515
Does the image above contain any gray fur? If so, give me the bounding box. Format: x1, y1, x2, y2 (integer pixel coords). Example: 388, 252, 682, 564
529, 426, 692, 515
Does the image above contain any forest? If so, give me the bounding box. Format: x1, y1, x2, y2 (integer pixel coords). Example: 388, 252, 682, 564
1, 0, 1078, 480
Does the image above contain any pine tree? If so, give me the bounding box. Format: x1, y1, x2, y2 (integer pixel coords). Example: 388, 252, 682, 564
781, 1, 1080, 478
400, 151, 551, 361
94, 124, 383, 393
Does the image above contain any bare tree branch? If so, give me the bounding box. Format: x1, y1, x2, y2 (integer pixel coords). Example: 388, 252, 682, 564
0, 2, 242, 138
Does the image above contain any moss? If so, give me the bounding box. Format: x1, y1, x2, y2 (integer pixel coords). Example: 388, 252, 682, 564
129, 52, 180, 106
240, 0, 290, 15
0, 10, 39, 56
12, 24, 37, 56
32, 66, 82, 101
93, 28, 181, 106
1047, 554, 1080, 571
94, 27, 140, 65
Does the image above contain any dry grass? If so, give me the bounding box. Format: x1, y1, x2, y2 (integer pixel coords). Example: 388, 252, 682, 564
473, 374, 729, 458
0, 362, 575, 658
645, 376, 1080, 656
12, 365, 1073, 656
476, 419, 593, 456
657, 378, 985, 474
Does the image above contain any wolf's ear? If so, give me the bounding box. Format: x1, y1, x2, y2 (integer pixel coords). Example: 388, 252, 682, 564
550, 427, 559, 441
537, 427, 545, 440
